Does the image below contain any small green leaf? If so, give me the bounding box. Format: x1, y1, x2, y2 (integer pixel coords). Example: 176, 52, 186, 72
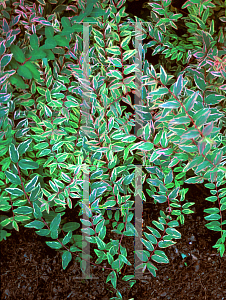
194, 75, 206, 91
151, 250, 169, 263
5, 171, 21, 185
5, 187, 24, 197
8, 74, 26, 89
165, 228, 181, 239
30, 34, 39, 50
204, 214, 221, 221
62, 222, 80, 232
24, 220, 44, 229
46, 241, 62, 249
50, 213, 61, 232
25, 175, 39, 193
173, 74, 183, 96
9, 143, 19, 163
42, 38, 57, 49
106, 46, 121, 55
17, 65, 33, 80
160, 65, 168, 84
134, 250, 149, 262
18, 159, 39, 170
10, 45, 25, 63
17, 139, 32, 155
45, 26, 54, 38
1, 54, 13, 68
62, 251, 72, 270
13, 206, 33, 214
62, 231, 72, 245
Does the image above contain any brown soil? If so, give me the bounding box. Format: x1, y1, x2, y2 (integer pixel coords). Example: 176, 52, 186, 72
1, 183, 226, 300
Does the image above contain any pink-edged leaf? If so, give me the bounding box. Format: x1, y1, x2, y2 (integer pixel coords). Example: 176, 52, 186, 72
219, 84, 226, 90
202, 122, 214, 136
205, 94, 224, 105
198, 140, 207, 155
173, 74, 183, 96
184, 91, 198, 111
213, 150, 223, 165
194, 75, 206, 91
0, 54, 13, 68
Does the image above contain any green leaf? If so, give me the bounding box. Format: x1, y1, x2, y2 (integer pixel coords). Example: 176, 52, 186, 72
121, 35, 131, 48
0, 93, 11, 103
107, 57, 122, 68
184, 91, 198, 111
18, 159, 39, 170
30, 49, 46, 60
5, 170, 21, 185
17, 139, 32, 155
62, 231, 72, 245
25, 62, 40, 80
123, 49, 137, 61
1, 54, 13, 68
193, 108, 210, 127
145, 232, 160, 246
108, 70, 123, 80
42, 38, 57, 49
30, 34, 39, 50
165, 228, 181, 239
130, 142, 153, 151
203, 208, 219, 214
9, 143, 19, 163
24, 220, 44, 229
152, 220, 164, 231
8, 74, 26, 89
17, 65, 33, 80
151, 250, 169, 263
149, 87, 169, 96
205, 94, 224, 105
25, 175, 39, 193
106, 46, 121, 55
194, 75, 206, 91
160, 65, 168, 84
61, 17, 71, 28
45, 26, 54, 38
146, 261, 158, 276
107, 271, 117, 289
62, 251, 72, 270
159, 101, 180, 109
152, 194, 167, 203
50, 213, 61, 232
10, 45, 25, 63
158, 240, 176, 248
53, 35, 69, 47
205, 196, 217, 202
13, 206, 33, 214
124, 64, 138, 75
122, 135, 136, 143
204, 214, 221, 221
46, 241, 62, 249
181, 129, 200, 139
62, 222, 80, 232
5, 187, 24, 197
141, 238, 154, 251
173, 74, 183, 96
134, 250, 149, 262
170, 116, 191, 125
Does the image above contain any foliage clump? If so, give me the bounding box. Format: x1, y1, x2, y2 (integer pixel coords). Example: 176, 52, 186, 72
0, 0, 226, 298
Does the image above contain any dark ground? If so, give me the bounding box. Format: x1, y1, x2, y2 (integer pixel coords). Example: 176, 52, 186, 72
1, 183, 226, 300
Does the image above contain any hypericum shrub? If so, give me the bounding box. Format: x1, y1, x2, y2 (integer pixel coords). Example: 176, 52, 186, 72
0, 0, 226, 299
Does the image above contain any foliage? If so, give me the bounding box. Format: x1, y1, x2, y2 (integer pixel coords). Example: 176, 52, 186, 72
0, 0, 226, 298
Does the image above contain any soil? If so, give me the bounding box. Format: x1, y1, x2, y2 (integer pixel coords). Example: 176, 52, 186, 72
1, 182, 226, 300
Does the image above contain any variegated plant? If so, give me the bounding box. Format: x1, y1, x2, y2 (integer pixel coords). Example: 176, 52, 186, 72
0, 0, 226, 299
